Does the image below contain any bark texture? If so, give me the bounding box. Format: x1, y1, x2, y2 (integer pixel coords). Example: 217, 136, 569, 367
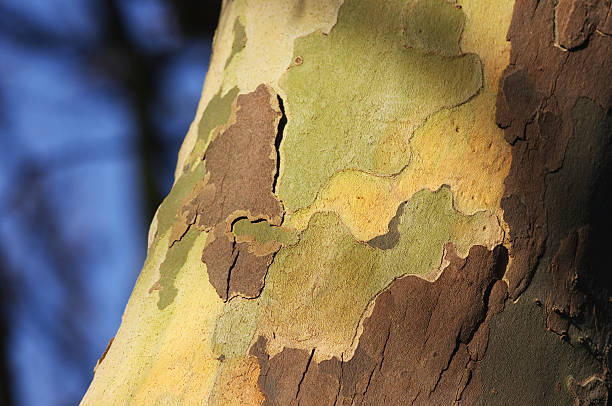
82, 0, 612, 405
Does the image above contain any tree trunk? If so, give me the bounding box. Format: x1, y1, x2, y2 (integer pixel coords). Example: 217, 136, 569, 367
82, 0, 612, 404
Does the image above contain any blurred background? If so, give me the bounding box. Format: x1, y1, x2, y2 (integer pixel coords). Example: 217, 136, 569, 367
0, 0, 221, 404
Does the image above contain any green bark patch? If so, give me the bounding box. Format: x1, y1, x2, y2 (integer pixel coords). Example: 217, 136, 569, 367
277, 0, 483, 212
403, 0, 465, 56
213, 186, 501, 359
154, 161, 206, 240
224, 19, 247, 70
212, 295, 264, 359
188, 86, 239, 167
232, 218, 298, 246
153, 227, 200, 310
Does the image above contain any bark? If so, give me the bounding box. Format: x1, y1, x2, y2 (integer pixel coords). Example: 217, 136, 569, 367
82, 0, 612, 405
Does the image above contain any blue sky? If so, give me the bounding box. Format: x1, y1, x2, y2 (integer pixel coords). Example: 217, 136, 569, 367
0, 0, 213, 404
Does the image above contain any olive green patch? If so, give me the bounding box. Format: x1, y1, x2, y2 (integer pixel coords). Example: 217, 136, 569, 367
155, 227, 200, 310
224, 19, 247, 70
213, 186, 500, 358
403, 0, 465, 56
232, 219, 298, 246
380, 186, 497, 272
189, 86, 240, 166
155, 161, 206, 239
212, 297, 264, 358
277, 0, 483, 212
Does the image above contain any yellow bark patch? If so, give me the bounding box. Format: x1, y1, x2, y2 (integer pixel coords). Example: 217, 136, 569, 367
81, 231, 226, 405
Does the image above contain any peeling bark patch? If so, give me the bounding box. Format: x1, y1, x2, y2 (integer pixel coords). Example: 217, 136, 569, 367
202, 226, 278, 301
250, 245, 508, 406
479, 269, 603, 406
201, 227, 238, 301
177, 84, 284, 233
177, 84, 285, 301
545, 98, 612, 302
250, 337, 319, 406
189, 87, 240, 168
153, 227, 200, 310
546, 228, 588, 336
497, 0, 612, 299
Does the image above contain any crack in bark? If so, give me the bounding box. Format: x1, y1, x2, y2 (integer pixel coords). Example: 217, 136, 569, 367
454, 358, 474, 403
296, 348, 315, 402
378, 328, 391, 373
409, 390, 420, 406
272, 95, 286, 195
429, 336, 461, 397
361, 327, 391, 403
169, 214, 198, 248
225, 241, 239, 301
333, 354, 344, 406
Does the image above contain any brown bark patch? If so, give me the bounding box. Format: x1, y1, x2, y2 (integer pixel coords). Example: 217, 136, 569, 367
201, 226, 278, 301
251, 244, 508, 405
494, 0, 612, 400
497, 0, 612, 299
554, 0, 610, 50
546, 227, 589, 336
174, 84, 283, 236
173, 84, 285, 301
